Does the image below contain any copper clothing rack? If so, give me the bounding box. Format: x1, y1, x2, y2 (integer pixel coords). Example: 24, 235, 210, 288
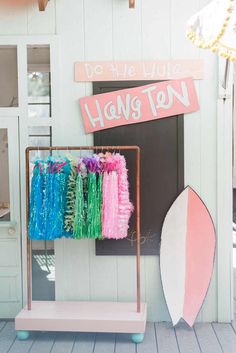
15, 145, 146, 342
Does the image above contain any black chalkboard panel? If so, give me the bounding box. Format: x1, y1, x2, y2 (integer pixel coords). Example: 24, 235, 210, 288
94, 81, 184, 255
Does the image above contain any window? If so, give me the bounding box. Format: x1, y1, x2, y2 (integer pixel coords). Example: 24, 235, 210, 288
0, 46, 18, 107
28, 72, 51, 119
27, 45, 51, 119
0, 129, 10, 221
26, 44, 55, 301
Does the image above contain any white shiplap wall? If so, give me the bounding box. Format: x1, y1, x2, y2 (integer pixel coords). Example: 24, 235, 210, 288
0, 0, 222, 322
54, 0, 218, 322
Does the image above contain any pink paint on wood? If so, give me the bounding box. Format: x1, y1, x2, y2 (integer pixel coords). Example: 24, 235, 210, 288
160, 187, 216, 327
74, 60, 204, 82
15, 301, 147, 333
80, 78, 199, 133
183, 188, 216, 326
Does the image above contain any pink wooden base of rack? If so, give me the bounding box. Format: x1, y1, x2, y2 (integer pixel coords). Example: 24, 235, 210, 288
15, 301, 147, 333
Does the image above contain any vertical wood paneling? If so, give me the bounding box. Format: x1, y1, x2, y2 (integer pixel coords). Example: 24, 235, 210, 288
83, 0, 117, 302
27, 0, 56, 34
216, 58, 233, 322
198, 50, 218, 322
170, 0, 199, 59
112, 0, 142, 60
171, 0, 201, 191
141, 0, 171, 60
84, 0, 113, 60
55, 0, 90, 301
117, 257, 146, 303
62, 239, 90, 300
171, 0, 203, 322
112, 0, 144, 309
198, 0, 222, 323
0, 8, 27, 35
89, 240, 117, 301
145, 258, 170, 321
141, 0, 171, 322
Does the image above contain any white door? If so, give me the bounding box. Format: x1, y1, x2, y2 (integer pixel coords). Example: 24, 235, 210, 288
0, 117, 22, 318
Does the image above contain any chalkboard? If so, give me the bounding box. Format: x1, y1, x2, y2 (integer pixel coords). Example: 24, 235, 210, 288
94, 81, 184, 256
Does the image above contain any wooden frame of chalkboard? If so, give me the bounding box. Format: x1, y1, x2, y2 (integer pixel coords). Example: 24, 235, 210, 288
94, 81, 184, 256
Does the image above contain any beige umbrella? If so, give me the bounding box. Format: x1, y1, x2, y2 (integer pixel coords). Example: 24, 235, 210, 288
187, 0, 236, 61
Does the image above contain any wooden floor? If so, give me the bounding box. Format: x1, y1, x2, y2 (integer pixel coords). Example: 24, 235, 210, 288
1, 319, 236, 353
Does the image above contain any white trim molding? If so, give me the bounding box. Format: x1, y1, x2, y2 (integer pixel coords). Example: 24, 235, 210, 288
0, 35, 61, 309
217, 56, 234, 322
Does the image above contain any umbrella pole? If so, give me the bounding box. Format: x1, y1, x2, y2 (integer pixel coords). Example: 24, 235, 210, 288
222, 59, 230, 90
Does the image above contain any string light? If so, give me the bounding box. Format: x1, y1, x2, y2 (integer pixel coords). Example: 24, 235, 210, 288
187, 0, 236, 60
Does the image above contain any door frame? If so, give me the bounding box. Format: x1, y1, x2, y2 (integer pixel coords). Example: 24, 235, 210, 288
0, 116, 22, 317
0, 35, 61, 311
0, 117, 20, 227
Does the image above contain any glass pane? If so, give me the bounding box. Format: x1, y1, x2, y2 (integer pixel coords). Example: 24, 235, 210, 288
0, 46, 18, 107
0, 129, 10, 221
28, 129, 51, 160
27, 45, 51, 118
29, 135, 51, 147
28, 126, 51, 135
28, 104, 50, 119
28, 72, 50, 98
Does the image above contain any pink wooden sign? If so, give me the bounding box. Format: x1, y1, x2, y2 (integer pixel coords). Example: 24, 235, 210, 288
75, 60, 204, 82
79, 78, 199, 133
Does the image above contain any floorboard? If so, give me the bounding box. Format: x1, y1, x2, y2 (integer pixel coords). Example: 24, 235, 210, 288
194, 323, 223, 353
231, 319, 236, 333
29, 331, 56, 353
175, 322, 201, 353
50, 332, 76, 353
0, 323, 5, 332
93, 333, 116, 353
212, 323, 236, 353
8, 332, 38, 353
72, 333, 96, 353
115, 334, 136, 353
0, 321, 16, 353
155, 322, 179, 353
137, 322, 157, 353
0, 320, 235, 352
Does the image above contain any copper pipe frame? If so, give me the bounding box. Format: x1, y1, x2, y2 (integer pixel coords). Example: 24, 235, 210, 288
26, 148, 31, 310
26, 145, 141, 313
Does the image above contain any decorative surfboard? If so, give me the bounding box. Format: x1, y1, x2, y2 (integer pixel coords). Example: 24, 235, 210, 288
160, 186, 216, 327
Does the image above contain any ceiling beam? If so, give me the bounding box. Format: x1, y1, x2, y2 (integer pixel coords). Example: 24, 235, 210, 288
129, 0, 135, 8
38, 0, 48, 11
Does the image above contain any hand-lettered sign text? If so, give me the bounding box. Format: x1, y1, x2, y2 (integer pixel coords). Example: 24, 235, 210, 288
75, 60, 204, 82
79, 78, 199, 134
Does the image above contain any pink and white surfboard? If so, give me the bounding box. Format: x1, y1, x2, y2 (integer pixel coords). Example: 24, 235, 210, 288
160, 186, 216, 327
